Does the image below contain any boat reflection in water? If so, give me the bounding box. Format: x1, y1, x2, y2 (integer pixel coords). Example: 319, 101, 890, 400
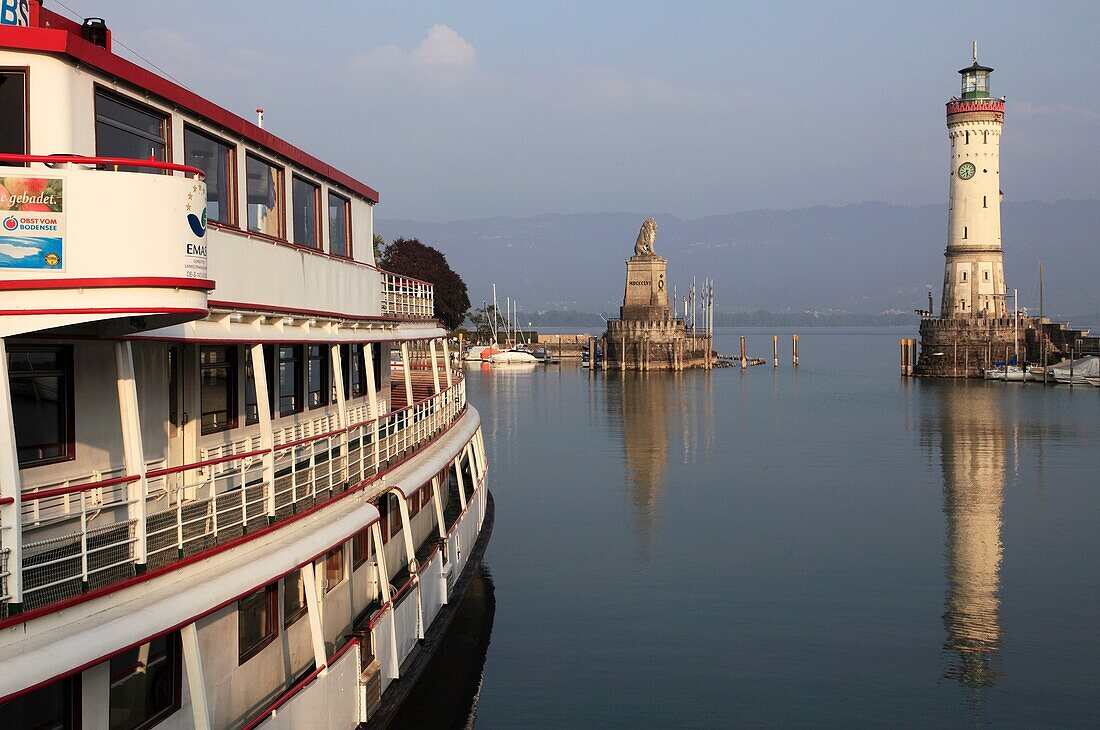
392, 565, 497, 729
925, 383, 1007, 695
608, 372, 714, 560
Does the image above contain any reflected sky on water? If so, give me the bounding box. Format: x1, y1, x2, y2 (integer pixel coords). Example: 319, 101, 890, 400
457, 329, 1100, 727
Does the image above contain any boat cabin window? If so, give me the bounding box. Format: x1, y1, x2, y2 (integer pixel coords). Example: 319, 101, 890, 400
246, 153, 284, 238
94, 89, 168, 171
109, 632, 181, 730
0, 70, 27, 157
352, 527, 370, 568
328, 192, 351, 257
324, 546, 346, 592
278, 345, 304, 417
0, 673, 80, 729
244, 347, 260, 425
184, 126, 236, 226
343, 343, 365, 399
282, 569, 307, 628
200, 346, 237, 434
292, 175, 321, 248
8, 346, 73, 468
238, 583, 278, 664
307, 344, 329, 409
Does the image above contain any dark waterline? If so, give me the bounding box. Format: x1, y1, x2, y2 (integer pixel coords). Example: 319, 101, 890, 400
414, 328, 1100, 727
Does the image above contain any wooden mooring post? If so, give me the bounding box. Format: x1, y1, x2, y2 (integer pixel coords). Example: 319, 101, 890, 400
899, 338, 917, 376
773, 335, 778, 367
792, 334, 799, 367
740, 336, 747, 369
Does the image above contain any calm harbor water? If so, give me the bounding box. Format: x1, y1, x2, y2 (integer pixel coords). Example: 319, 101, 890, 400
421, 328, 1100, 727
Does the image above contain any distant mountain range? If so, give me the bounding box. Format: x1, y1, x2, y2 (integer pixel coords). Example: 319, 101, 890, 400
377, 200, 1100, 327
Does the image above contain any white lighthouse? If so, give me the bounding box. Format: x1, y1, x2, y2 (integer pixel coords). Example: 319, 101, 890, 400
941, 43, 1008, 318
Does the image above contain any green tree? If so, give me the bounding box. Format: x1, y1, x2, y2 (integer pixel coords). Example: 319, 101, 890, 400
379, 237, 471, 330
373, 234, 385, 261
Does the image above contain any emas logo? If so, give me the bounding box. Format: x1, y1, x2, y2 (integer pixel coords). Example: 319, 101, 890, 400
2, 216, 17, 231
187, 207, 207, 238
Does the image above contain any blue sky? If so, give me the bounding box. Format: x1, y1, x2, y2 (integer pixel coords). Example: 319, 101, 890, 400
57, 1, 1100, 221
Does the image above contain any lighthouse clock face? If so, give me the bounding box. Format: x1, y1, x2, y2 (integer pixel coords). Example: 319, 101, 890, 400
957, 162, 977, 180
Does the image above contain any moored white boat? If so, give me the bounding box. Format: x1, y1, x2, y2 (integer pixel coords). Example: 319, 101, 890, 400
1051, 356, 1100, 385
489, 347, 540, 364
0, 5, 492, 728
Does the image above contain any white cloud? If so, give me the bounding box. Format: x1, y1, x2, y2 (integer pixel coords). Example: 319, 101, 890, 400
354, 24, 476, 78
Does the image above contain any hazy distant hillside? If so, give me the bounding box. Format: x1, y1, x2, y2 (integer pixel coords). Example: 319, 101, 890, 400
377, 200, 1100, 324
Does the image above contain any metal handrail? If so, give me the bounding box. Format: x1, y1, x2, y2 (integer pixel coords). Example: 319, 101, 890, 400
0, 153, 205, 179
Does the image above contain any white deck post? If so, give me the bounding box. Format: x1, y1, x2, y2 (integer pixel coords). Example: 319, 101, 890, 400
429, 339, 441, 394
395, 491, 416, 572
330, 344, 348, 485
371, 520, 400, 679
0, 339, 24, 610
399, 342, 414, 408
452, 456, 467, 511
181, 622, 212, 730
362, 343, 381, 472
301, 562, 329, 675
430, 475, 446, 539
441, 338, 453, 388
114, 341, 149, 569
250, 345, 276, 520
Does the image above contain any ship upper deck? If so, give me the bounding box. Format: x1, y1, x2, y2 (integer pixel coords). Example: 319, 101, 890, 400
0, 4, 435, 338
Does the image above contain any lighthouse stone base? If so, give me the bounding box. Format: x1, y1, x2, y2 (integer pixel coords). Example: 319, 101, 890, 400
915, 317, 1032, 378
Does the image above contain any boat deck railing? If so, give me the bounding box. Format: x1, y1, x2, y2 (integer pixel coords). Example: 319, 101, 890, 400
2, 372, 466, 618
380, 272, 435, 320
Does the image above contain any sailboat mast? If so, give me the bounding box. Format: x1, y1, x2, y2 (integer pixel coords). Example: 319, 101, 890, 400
1040, 261, 1047, 382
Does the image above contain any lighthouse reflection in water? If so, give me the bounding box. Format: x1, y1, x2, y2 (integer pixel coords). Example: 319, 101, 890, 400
927, 384, 1006, 691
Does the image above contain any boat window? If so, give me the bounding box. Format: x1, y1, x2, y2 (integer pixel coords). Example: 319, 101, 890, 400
200, 346, 237, 434
244, 348, 259, 425
292, 176, 320, 248
324, 546, 346, 592
372, 343, 383, 395
352, 527, 370, 568
0, 673, 80, 729
282, 569, 307, 628
246, 153, 284, 238
238, 583, 278, 663
8, 346, 73, 468
307, 344, 329, 409
343, 344, 365, 399
0, 70, 27, 157
328, 191, 351, 257
94, 89, 168, 172
184, 126, 236, 226
109, 632, 181, 730
278, 345, 303, 417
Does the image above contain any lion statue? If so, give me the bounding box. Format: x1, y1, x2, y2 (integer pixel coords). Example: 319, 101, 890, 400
634, 217, 657, 257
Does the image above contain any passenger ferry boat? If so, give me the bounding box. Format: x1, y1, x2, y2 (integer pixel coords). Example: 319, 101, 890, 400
0, 4, 492, 728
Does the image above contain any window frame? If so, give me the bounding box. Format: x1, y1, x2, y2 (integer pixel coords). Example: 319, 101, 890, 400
9, 345, 75, 468
108, 632, 182, 730
307, 344, 330, 410
282, 569, 308, 629
278, 344, 304, 418
292, 174, 322, 249
183, 124, 238, 227
352, 527, 370, 569
0, 67, 30, 159
0, 672, 81, 729
245, 151, 286, 240
327, 190, 352, 258
324, 545, 346, 593
238, 583, 279, 664
199, 345, 238, 435
93, 85, 170, 172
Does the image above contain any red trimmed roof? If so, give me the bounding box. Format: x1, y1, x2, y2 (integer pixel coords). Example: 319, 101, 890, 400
0, 15, 380, 203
